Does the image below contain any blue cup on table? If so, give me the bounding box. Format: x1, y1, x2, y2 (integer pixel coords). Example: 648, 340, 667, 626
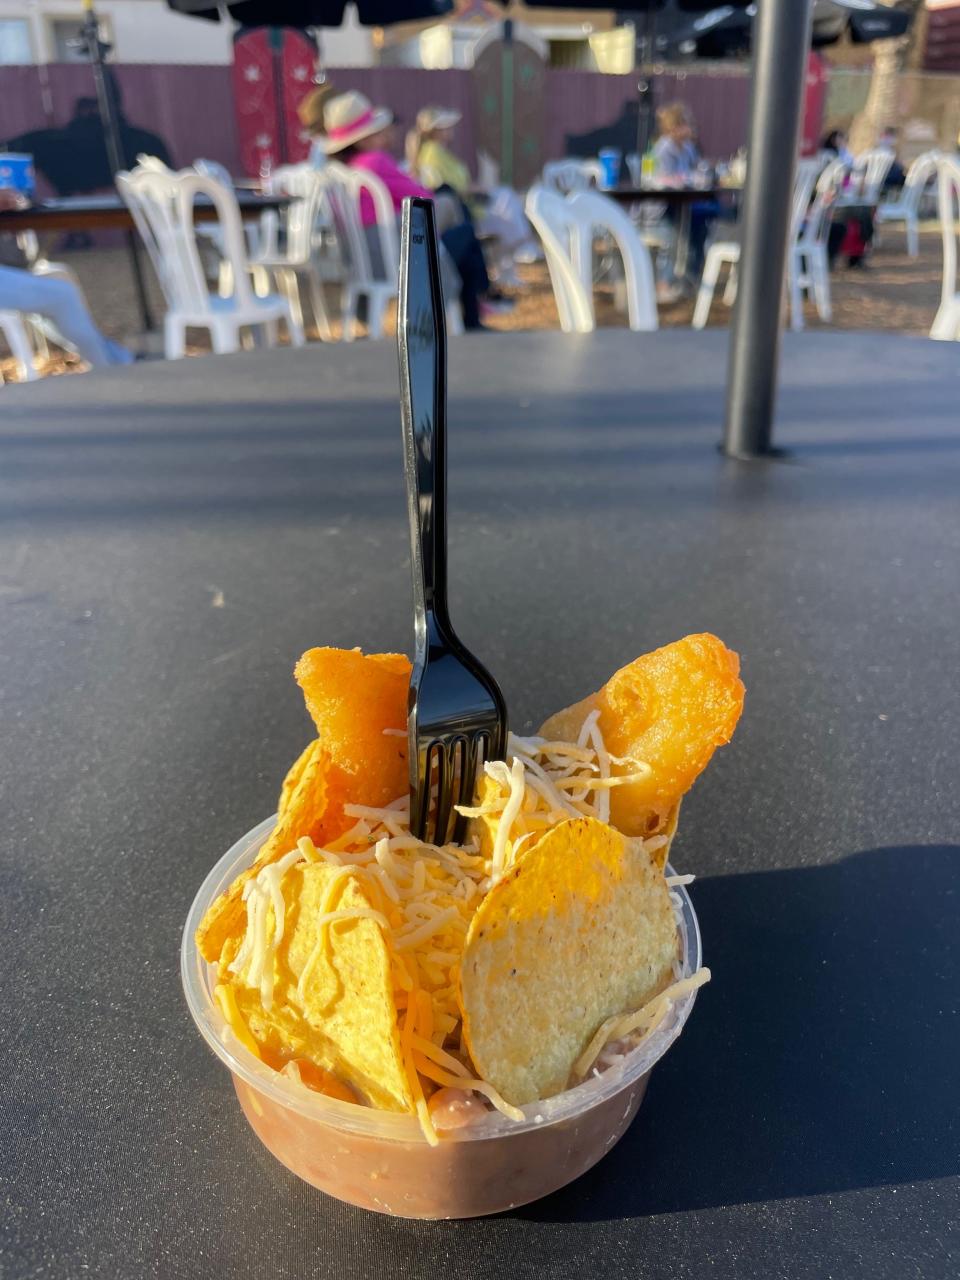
598, 148, 621, 191
0, 153, 35, 200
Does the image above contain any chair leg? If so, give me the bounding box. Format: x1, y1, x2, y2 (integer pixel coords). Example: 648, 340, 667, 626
277, 268, 304, 334
217, 259, 234, 298
250, 265, 271, 298
305, 266, 334, 342
788, 251, 804, 332
906, 217, 918, 260
210, 319, 240, 355
811, 248, 831, 322
722, 262, 738, 306
284, 306, 306, 348
1, 314, 38, 380
164, 314, 186, 360
368, 290, 386, 340
342, 287, 358, 343
930, 296, 960, 341
692, 252, 722, 330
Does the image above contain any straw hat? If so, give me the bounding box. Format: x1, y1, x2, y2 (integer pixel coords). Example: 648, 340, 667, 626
323, 90, 393, 154
297, 83, 334, 134
415, 106, 462, 134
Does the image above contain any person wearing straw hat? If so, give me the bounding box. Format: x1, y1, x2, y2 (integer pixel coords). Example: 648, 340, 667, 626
406, 105, 534, 287
324, 90, 505, 329
298, 80, 336, 169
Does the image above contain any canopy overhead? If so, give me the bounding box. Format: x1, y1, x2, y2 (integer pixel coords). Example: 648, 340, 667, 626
166, 0, 454, 24
662, 0, 912, 58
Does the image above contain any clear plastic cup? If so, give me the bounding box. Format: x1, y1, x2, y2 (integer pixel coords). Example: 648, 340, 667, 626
182, 815, 704, 1219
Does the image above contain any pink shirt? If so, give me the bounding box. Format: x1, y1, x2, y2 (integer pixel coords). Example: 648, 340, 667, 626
347, 150, 430, 227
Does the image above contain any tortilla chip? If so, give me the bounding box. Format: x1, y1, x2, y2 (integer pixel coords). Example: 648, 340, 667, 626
197, 646, 412, 965
294, 647, 410, 832
196, 739, 332, 963
459, 817, 679, 1106
539, 633, 744, 837
229, 862, 412, 1112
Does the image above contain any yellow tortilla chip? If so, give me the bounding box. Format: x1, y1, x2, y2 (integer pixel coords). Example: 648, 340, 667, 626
195, 740, 330, 964
227, 862, 412, 1113
459, 817, 678, 1106
540, 633, 744, 837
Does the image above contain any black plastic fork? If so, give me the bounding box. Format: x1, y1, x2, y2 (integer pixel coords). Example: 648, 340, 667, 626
397, 196, 508, 845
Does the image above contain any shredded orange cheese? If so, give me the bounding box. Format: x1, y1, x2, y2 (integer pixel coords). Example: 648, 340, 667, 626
222, 729, 695, 1141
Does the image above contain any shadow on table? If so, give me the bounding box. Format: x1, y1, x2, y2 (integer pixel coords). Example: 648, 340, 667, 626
516, 844, 960, 1222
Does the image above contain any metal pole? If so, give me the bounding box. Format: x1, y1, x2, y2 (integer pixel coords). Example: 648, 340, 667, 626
635, 7, 657, 160
500, 19, 514, 187
722, 0, 813, 459
80, 0, 155, 333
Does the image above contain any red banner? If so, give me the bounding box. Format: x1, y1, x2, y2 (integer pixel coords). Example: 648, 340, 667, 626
231, 27, 317, 176
801, 50, 828, 157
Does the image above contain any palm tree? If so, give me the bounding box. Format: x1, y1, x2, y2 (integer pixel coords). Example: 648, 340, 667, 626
848, 0, 925, 152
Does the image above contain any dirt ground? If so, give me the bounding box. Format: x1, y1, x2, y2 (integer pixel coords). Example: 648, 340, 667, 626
0, 222, 947, 381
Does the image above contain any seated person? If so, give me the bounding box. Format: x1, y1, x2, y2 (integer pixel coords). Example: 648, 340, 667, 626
652, 102, 715, 286
0, 191, 132, 370
405, 106, 533, 284
298, 81, 336, 169
323, 91, 505, 329
877, 126, 906, 192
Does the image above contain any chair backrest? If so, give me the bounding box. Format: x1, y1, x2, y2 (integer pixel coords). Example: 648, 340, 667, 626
117, 165, 257, 315
851, 147, 895, 203
899, 149, 940, 214
322, 161, 398, 286
135, 153, 174, 175
524, 185, 594, 333
193, 158, 233, 188
799, 158, 846, 248
542, 159, 602, 196
566, 189, 658, 332
790, 157, 826, 240
266, 162, 329, 264
936, 154, 960, 307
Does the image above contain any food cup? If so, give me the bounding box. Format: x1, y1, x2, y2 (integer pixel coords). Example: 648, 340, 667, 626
182, 815, 704, 1219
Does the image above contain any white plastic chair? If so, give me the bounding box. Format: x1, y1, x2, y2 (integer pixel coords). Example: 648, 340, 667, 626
118, 165, 303, 359
693, 157, 824, 330
524, 187, 594, 333
789, 158, 846, 330
525, 185, 658, 334
877, 150, 939, 258
321, 162, 397, 341
249, 163, 334, 341
321, 164, 462, 342
0, 311, 39, 381
849, 148, 895, 204
930, 155, 960, 340
542, 160, 603, 196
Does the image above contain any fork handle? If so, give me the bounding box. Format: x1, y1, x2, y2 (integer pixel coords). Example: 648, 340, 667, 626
398, 196, 450, 647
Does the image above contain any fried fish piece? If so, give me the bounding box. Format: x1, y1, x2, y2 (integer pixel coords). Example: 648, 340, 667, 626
294, 647, 410, 830
539, 633, 744, 837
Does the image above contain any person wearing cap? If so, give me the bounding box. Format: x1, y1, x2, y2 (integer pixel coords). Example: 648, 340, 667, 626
406, 106, 534, 286
324, 90, 502, 329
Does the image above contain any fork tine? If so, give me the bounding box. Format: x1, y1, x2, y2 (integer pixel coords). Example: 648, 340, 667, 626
411, 737, 432, 842
452, 734, 479, 846
432, 739, 455, 846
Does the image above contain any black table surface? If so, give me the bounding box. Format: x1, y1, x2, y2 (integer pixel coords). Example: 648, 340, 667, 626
2, 331, 957, 1279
